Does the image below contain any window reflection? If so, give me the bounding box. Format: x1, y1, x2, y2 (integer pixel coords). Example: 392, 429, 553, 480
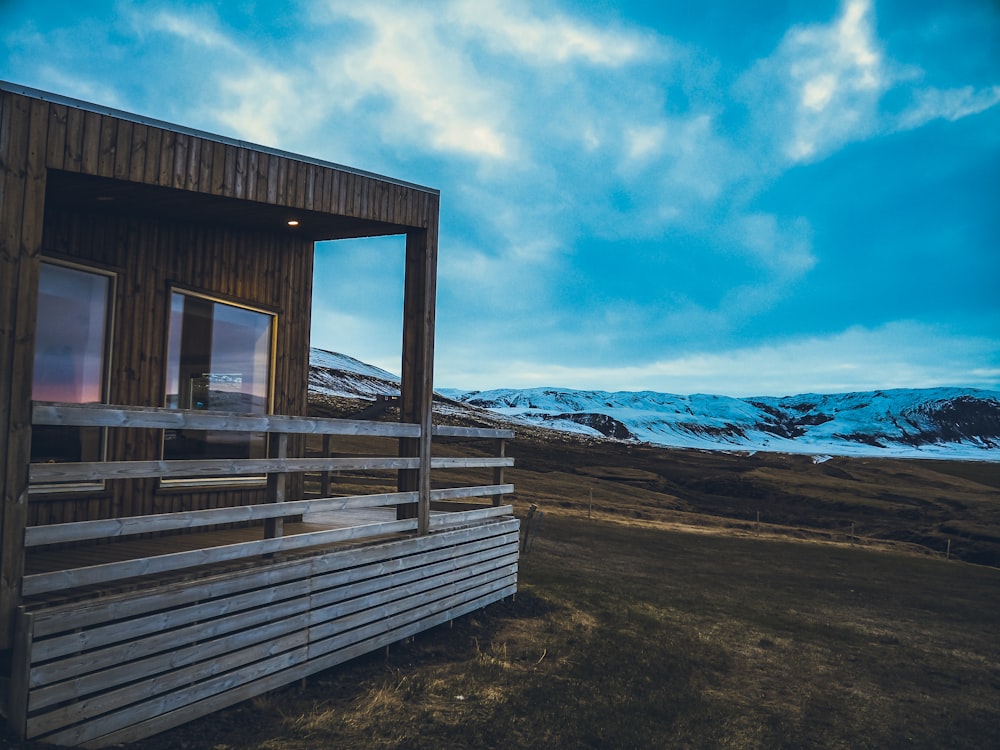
163, 292, 274, 466
31, 262, 111, 470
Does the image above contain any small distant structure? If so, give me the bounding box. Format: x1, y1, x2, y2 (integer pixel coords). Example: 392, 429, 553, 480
0, 82, 516, 746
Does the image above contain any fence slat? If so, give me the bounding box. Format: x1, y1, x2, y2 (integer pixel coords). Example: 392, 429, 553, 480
31, 456, 420, 483
22, 519, 418, 596
31, 402, 421, 437
26, 486, 513, 547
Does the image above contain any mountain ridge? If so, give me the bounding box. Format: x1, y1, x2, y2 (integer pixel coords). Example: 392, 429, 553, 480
309, 348, 1000, 461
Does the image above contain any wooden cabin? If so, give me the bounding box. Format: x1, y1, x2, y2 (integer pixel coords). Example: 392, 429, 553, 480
0, 82, 517, 746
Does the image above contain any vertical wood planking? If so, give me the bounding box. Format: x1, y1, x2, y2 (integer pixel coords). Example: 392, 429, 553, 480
222, 144, 236, 197
142, 126, 162, 185
157, 129, 175, 187
80, 110, 101, 175
245, 150, 259, 202
96, 115, 117, 178
113, 119, 132, 181
0, 93, 49, 648
63, 106, 84, 173
31, 206, 313, 524
209, 141, 226, 196
0, 91, 26, 649
128, 123, 148, 183
44, 104, 67, 171
265, 153, 279, 203
172, 133, 188, 190
234, 148, 247, 200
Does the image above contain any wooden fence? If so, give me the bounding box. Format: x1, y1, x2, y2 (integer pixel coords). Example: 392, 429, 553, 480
9, 402, 517, 746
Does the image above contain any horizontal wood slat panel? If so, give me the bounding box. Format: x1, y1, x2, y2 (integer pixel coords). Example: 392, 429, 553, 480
28, 521, 513, 634
431, 457, 514, 469
30, 456, 420, 483
20, 520, 519, 747
32, 402, 421, 437
22, 518, 418, 596
23, 508, 513, 595
432, 425, 515, 439
26, 485, 513, 546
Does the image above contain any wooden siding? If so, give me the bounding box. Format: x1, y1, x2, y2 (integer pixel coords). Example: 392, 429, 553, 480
0, 85, 444, 647
32, 206, 315, 525
0, 91, 49, 648
13, 519, 519, 747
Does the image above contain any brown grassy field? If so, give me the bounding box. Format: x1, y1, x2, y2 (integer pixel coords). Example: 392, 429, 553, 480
5, 410, 997, 749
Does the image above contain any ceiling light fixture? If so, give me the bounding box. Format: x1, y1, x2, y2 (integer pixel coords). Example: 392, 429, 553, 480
287, 219, 300, 227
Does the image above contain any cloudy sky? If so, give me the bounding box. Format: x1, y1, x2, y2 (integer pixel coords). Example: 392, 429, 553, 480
3, 0, 998, 396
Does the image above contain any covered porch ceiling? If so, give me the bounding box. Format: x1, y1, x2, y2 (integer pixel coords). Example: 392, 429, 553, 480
45, 170, 412, 242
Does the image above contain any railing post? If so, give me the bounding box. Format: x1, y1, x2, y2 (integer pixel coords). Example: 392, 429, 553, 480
320, 433, 332, 498
264, 432, 287, 539
492, 438, 506, 507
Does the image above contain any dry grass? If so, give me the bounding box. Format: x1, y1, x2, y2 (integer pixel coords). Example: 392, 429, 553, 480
9, 425, 995, 749
119, 503, 998, 749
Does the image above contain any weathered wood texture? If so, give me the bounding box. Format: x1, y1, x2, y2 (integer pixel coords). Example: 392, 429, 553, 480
22, 403, 514, 596
25, 485, 514, 547
1, 82, 444, 646
0, 85, 519, 750
0, 90, 48, 649
33, 402, 423, 437
398, 224, 439, 531
12, 519, 519, 747
23, 505, 513, 596
34, 206, 314, 524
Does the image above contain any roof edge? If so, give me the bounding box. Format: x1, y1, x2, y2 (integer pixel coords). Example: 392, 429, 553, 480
1, 80, 440, 196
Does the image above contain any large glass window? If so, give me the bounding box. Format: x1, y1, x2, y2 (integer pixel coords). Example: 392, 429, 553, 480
31, 261, 113, 483
163, 291, 274, 470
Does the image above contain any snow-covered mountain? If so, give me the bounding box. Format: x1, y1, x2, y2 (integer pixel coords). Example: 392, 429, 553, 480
309, 349, 400, 399
310, 348, 1000, 461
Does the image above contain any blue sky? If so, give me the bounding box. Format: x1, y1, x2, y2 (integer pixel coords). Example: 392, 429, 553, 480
3, 0, 998, 396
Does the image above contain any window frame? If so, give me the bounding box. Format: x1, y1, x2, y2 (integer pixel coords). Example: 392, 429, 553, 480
160, 287, 278, 489
29, 257, 116, 495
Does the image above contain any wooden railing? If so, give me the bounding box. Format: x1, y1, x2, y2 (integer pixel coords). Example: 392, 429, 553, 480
25, 402, 515, 597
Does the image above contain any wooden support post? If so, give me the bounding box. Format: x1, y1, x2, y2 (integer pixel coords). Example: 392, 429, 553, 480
320, 433, 332, 498
264, 433, 288, 539
7, 608, 34, 739
398, 216, 438, 536
0, 92, 48, 649
492, 438, 506, 507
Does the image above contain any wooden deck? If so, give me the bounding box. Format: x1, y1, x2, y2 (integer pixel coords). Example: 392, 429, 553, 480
4, 403, 519, 747
13, 517, 519, 747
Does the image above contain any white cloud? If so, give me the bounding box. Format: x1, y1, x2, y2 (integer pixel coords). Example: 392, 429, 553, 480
320, 4, 512, 160
729, 213, 815, 276
450, 0, 656, 66
436, 322, 1000, 396
895, 85, 1000, 131
306, 0, 660, 163
624, 124, 667, 162
739, 0, 891, 163
738, 0, 1000, 166
146, 10, 240, 53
